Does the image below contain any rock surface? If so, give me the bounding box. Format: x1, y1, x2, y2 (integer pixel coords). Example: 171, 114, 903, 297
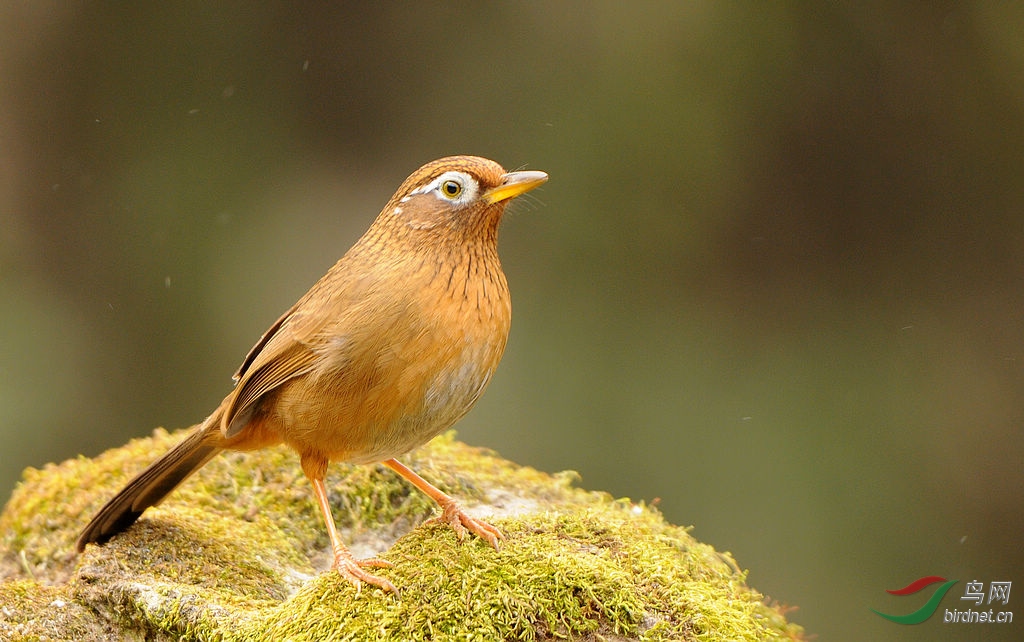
1, 429, 804, 641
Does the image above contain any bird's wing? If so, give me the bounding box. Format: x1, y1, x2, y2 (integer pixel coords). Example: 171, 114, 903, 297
222, 268, 352, 438
221, 308, 324, 437
220, 268, 384, 438
232, 301, 299, 384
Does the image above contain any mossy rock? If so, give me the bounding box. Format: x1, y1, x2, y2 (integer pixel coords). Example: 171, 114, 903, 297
0, 429, 804, 641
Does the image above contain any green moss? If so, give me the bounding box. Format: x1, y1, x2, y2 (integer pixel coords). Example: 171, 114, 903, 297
0, 579, 107, 641
1, 428, 804, 641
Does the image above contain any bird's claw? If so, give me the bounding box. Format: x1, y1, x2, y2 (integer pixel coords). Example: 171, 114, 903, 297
332, 548, 397, 594
427, 499, 504, 550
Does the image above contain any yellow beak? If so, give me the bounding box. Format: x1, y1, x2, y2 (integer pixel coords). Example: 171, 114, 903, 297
483, 170, 549, 205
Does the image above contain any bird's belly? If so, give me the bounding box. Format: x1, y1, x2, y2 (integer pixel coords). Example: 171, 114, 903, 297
274, 343, 498, 464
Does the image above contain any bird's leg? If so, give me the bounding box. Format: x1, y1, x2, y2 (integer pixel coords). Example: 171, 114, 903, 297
309, 476, 396, 593
382, 458, 504, 550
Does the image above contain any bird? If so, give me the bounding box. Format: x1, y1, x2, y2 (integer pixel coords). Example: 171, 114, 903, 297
75, 155, 548, 593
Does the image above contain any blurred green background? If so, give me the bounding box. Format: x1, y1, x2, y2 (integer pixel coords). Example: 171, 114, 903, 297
2, 3, 1022, 640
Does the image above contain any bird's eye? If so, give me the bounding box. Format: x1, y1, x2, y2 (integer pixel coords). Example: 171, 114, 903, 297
440, 179, 462, 198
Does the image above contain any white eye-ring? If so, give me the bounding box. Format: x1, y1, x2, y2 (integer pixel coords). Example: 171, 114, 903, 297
407, 171, 480, 206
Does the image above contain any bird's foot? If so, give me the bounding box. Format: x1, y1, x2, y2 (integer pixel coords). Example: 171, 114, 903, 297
428, 498, 504, 550
331, 546, 396, 594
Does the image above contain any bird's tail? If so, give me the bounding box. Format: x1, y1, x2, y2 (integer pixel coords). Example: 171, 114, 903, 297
75, 414, 224, 552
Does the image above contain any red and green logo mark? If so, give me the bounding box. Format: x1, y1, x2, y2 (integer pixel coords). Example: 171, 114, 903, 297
872, 576, 959, 624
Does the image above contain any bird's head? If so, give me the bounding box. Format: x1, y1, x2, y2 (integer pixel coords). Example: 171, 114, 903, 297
376, 156, 547, 237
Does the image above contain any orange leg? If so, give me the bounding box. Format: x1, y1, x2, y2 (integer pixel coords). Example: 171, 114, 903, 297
382, 458, 504, 549
310, 477, 396, 593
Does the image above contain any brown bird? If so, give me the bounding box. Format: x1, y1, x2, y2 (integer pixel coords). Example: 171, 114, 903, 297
76, 155, 547, 592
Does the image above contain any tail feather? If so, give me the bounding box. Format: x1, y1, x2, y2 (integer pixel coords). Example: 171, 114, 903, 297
76, 424, 223, 552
